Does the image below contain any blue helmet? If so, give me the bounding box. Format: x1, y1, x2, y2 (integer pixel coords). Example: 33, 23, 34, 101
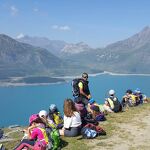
49, 104, 57, 112
135, 88, 141, 93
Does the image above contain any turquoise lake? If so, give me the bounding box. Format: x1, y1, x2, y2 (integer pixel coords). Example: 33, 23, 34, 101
0, 74, 150, 127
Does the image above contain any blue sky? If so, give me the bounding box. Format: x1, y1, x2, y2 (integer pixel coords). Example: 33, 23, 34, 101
0, 0, 150, 48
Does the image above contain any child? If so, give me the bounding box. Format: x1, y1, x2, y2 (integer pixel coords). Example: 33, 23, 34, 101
104, 89, 122, 113
59, 99, 82, 137
90, 105, 106, 121
48, 104, 63, 129
87, 98, 105, 113
39, 110, 61, 150
14, 114, 48, 150
122, 89, 137, 107
39, 110, 56, 129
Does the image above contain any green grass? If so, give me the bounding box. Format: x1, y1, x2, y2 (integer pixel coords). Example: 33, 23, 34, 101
2, 100, 150, 150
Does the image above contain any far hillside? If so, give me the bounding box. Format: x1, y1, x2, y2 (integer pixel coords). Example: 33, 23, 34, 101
17, 26, 150, 74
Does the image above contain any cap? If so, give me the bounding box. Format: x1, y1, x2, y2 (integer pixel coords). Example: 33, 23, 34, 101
29, 114, 39, 125
109, 89, 115, 95
39, 110, 48, 118
89, 98, 95, 104
135, 88, 141, 93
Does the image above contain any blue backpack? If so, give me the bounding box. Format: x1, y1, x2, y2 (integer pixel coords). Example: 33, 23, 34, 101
81, 127, 97, 139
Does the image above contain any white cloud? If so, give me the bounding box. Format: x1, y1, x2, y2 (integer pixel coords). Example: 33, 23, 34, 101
52, 25, 71, 31
59, 26, 71, 31
10, 5, 18, 16
16, 33, 24, 39
33, 8, 39, 12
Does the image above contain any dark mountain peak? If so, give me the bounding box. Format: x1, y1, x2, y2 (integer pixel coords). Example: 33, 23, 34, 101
0, 34, 64, 77
141, 26, 150, 33
0, 34, 22, 47
0, 34, 14, 41
106, 26, 150, 51
136, 26, 150, 39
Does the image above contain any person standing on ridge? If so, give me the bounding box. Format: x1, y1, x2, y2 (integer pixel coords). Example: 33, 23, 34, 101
72, 72, 91, 106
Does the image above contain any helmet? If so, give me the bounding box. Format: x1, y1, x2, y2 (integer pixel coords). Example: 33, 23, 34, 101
49, 104, 57, 112
82, 72, 88, 79
108, 89, 115, 95
39, 110, 48, 118
29, 114, 39, 125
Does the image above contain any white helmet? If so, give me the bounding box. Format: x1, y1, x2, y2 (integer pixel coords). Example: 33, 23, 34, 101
39, 110, 48, 118
109, 89, 115, 95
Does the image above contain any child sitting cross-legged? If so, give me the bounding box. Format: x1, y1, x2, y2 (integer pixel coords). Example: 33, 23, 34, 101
14, 114, 48, 150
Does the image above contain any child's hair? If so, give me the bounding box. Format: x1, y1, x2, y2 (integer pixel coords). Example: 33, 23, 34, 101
90, 105, 100, 118
64, 98, 77, 117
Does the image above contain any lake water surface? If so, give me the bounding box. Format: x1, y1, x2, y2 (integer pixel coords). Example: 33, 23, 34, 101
0, 74, 150, 127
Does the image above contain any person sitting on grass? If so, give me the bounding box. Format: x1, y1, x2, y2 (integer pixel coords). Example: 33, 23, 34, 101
90, 105, 106, 122
104, 89, 122, 113
48, 104, 63, 129
87, 98, 105, 114
14, 114, 48, 150
59, 99, 82, 137
134, 88, 148, 104
39, 110, 56, 129
122, 89, 138, 108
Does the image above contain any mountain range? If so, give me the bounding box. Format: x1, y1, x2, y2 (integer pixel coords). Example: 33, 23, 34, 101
63, 26, 150, 74
0, 26, 150, 82
17, 35, 92, 57
0, 34, 100, 81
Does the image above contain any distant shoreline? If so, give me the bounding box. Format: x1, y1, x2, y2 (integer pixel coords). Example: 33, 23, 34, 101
0, 71, 150, 87
54, 71, 150, 79
102, 71, 150, 76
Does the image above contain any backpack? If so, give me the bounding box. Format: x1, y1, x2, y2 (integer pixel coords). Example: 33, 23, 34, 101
95, 113, 106, 121
84, 123, 106, 136
81, 127, 97, 139
71, 78, 81, 97
46, 128, 61, 150
108, 97, 122, 112
53, 113, 63, 129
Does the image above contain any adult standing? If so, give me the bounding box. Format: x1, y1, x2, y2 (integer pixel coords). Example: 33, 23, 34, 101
73, 72, 91, 106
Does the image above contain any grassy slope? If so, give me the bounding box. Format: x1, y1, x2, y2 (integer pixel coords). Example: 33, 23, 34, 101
2, 101, 150, 150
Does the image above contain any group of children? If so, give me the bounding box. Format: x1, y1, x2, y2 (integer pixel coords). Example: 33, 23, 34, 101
14, 88, 148, 150
14, 104, 63, 150
96, 88, 148, 114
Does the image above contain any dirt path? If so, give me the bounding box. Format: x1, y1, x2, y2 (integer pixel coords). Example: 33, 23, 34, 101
90, 108, 150, 150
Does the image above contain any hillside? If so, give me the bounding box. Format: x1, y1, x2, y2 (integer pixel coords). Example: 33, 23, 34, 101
17, 36, 93, 57
0, 34, 67, 79
1, 102, 150, 150
66, 26, 150, 74
0, 34, 102, 83
1, 26, 150, 84
16, 35, 67, 56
